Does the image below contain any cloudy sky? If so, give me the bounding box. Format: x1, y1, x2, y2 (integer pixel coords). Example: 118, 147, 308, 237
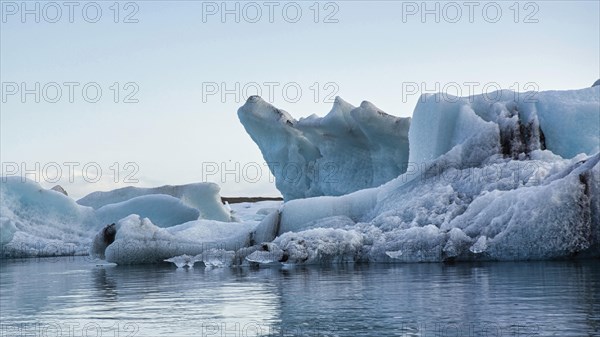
1, 1, 598, 198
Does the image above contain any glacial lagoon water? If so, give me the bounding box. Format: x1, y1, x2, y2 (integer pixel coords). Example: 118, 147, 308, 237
1, 257, 598, 337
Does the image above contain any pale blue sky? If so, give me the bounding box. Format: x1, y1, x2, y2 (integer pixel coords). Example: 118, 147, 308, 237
1, 1, 599, 198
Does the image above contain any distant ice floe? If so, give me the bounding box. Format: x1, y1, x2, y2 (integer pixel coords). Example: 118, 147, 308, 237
1, 85, 599, 264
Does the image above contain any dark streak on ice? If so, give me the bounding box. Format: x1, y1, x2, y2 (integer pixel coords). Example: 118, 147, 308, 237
103, 223, 116, 246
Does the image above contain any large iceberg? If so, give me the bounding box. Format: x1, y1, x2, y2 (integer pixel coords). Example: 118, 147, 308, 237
238, 96, 410, 200
90, 86, 598, 265
265, 87, 600, 263
2, 85, 598, 265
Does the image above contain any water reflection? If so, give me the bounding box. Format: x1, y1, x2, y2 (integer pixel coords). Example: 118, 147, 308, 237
91, 268, 118, 302
1, 258, 598, 336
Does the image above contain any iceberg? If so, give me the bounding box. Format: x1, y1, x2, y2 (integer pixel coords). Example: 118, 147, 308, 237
164, 250, 237, 269
238, 96, 410, 200
263, 151, 599, 264
88, 196, 282, 265
1, 177, 98, 257
0, 179, 239, 257
268, 87, 600, 263
2, 85, 598, 265
90, 210, 280, 264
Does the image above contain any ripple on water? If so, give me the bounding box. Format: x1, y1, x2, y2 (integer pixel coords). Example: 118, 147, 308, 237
0, 258, 598, 337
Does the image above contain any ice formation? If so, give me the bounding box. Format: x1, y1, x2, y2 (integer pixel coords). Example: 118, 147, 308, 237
1, 177, 98, 257
0, 180, 238, 257
95, 195, 201, 228
87, 199, 281, 264
50, 185, 68, 196
89, 209, 280, 264
164, 254, 202, 268
238, 96, 410, 200
2, 85, 599, 265
78, 183, 233, 222
263, 87, 600, 263
164, 250, 238, 268
409, 89, 599, 164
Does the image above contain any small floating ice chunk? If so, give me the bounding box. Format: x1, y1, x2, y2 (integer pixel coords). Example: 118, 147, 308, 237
164, 254, 201, 268
200, 249, 235, 268
385, 250, 403, 259
246, 243, 284, 264
470, 236, 488, 254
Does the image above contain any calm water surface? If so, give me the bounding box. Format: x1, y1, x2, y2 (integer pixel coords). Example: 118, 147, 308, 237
1, 257, 598, 336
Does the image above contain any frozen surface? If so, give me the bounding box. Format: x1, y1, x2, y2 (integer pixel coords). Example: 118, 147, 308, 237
532, 89, 600, 158
88, 199, 282, 265
279, 188, 377, 233
238, 96, 410, 200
